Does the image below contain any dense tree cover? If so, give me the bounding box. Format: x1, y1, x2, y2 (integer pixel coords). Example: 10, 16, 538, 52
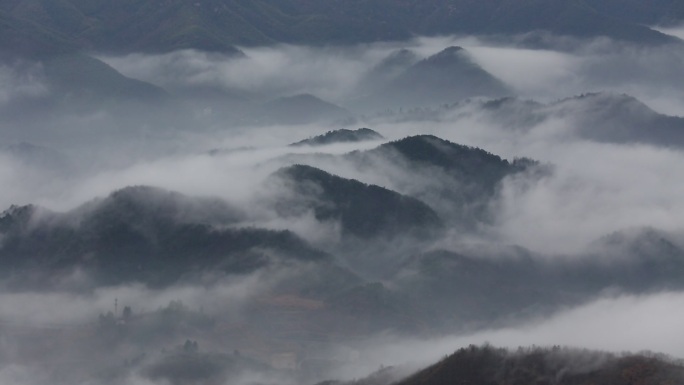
0, 186, 328, 286
271, 164, 444, 239
290, 128, 384, 147
348, 135, 538, 226
397, 345, 684, 385
0, 0, 680, 57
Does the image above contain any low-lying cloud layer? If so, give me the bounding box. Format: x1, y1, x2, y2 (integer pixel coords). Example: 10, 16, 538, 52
1, 32, 684, 384
353, 291, 684, 372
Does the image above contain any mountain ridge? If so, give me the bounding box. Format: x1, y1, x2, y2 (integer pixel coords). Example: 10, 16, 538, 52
0, 0, 681, 58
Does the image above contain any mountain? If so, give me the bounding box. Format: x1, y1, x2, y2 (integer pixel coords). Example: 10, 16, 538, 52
585, 227, 684, 291
0, 52, 170, 121
462, 0, 678, 45
0, 0, 680, 56
354, 48, 420, 97
269, 164, 444, 240
357, 46, 511, 111
395, 345, 684, 385
474, 93, 684, 147
549, 93, 684, 147
0, 0, 245, 55
0, 186, 329, 286
275, 134, 537, 228
246, 94, 354, 125
395, 226, 684, 326
0, 7, 76, 57
348, 135, 537, 226
290, 128, 384, 147
43, 53, 169, 103
371, 134, 523, 178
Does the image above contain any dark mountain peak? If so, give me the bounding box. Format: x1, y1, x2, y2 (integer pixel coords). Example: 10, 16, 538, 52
106, 185, 188, 204
482, 96, 544, 111
345, 135, 539, 229
380, 48, 420, 67
271, 164, 443, 239
96, 185, 184, 211
433, 45, 465, 57
274, 164, 335, 183
378, 135, 511, 171
75, 185, 241, 229
0, 204, 41, 231
0, 186, 328, 287
290, 128, 384, 147
74, 186, 188, 229
0, 203, 60, 237
391, 48, 418, 57
553, 92, 662, 115
419, 46, 469, 67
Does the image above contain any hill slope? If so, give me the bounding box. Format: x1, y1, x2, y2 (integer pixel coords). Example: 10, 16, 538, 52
397, 345, 684, 385
357, 46, 510, 110
290, 128, 384, 147
270, 164, 444, 239
348, 135, 536, 226
0, 186, 327, 286
475, 93, 684, 147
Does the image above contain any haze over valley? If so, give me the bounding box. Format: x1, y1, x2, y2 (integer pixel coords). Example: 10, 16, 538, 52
1, 1, 684, 384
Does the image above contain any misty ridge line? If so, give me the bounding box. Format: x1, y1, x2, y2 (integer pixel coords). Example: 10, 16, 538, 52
1, 10, 684, 383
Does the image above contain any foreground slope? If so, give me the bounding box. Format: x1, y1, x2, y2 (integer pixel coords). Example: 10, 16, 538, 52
397, 345, 684, 385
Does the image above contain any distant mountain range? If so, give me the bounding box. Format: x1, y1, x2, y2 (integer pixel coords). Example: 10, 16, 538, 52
397, 226, 684, 327
481, 92, 684, 147
382, 92, 684, 148
1, 0, 681, 122
351, 46, 511, 111
1, 0, 681, 58
0, 52, 172, 124
244, 93, 354, 126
